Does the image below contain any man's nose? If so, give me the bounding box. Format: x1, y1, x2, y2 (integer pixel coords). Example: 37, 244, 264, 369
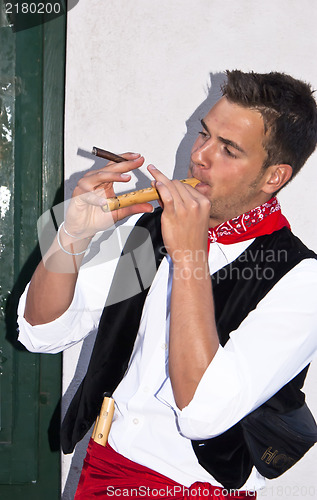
191, 138, 214, 168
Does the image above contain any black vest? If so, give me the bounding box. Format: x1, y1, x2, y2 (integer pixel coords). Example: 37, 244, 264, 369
61, 208, 316, 488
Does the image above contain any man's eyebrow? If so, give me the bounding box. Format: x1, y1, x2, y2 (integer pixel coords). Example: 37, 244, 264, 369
200, 119, 247, 155
200, 119, 209, 132
219, 137, 246, 155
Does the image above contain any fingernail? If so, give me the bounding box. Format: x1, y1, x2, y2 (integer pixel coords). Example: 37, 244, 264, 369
132, 155, 143, 162
148, 164, 156, 170
120, 173, 130, 179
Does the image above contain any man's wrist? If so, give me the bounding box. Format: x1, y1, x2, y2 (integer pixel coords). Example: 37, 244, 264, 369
172, 257, 209, 282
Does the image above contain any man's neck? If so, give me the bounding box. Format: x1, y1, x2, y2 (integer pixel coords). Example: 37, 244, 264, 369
209, 195, 273, 229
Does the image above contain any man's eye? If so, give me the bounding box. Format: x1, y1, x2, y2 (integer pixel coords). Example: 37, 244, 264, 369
198, 131, 209, 138
224, 146, 237, 158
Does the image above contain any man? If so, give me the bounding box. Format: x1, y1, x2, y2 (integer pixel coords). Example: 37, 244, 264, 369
18, 71, 317, 499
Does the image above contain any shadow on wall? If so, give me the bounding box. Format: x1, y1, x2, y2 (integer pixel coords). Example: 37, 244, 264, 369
61, 71, 226, 499
174, 72, 226, 180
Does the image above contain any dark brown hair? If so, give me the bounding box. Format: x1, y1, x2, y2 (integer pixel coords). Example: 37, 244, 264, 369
222, 70, 317, 181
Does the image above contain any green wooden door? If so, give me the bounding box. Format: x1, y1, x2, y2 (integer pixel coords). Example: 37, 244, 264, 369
0, 4, 66, 498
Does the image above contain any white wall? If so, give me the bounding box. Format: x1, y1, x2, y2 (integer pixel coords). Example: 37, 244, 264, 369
62, 1, 317, 498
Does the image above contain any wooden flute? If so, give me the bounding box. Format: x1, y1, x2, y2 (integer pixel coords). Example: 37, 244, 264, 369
92, 392, 115, 446
92, 147, 199, 212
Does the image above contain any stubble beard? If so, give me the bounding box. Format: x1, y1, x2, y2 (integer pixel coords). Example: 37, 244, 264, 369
208, 173, 267, 227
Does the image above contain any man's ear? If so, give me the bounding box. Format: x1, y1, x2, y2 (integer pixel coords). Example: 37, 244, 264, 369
262, 164, 293, 194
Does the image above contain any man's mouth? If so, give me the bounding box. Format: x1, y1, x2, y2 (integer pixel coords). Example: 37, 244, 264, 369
190, 165, 209, 186
190, 169, 210, 188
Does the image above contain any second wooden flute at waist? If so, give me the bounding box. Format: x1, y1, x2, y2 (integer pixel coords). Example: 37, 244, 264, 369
101, 177, 199, 212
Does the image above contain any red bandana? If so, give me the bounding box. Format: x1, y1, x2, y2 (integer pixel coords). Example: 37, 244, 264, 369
208, 197, 290, 246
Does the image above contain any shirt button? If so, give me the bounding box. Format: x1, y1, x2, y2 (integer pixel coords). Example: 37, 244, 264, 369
161, 343, 168, 350
133, 418, 139, 425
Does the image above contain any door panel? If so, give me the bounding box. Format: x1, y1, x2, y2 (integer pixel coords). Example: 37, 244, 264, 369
0, 5, 65, 498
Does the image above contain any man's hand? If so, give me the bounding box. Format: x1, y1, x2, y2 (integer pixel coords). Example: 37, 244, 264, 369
147, 164, 211, 262
64, 153, 154, 239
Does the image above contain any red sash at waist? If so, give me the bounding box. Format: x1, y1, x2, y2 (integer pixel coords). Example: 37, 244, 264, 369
74, 438, 256, 499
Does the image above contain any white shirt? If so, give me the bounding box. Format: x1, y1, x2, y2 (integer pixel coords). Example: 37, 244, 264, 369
17, 216, 317, 491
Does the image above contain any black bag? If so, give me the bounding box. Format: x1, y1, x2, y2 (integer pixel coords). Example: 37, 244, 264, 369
241, 402, 317, 479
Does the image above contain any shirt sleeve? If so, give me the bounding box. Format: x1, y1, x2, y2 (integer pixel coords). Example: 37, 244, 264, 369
16, 253, 116, 353
158, 258, 317, 440
17, 279, 99, 353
